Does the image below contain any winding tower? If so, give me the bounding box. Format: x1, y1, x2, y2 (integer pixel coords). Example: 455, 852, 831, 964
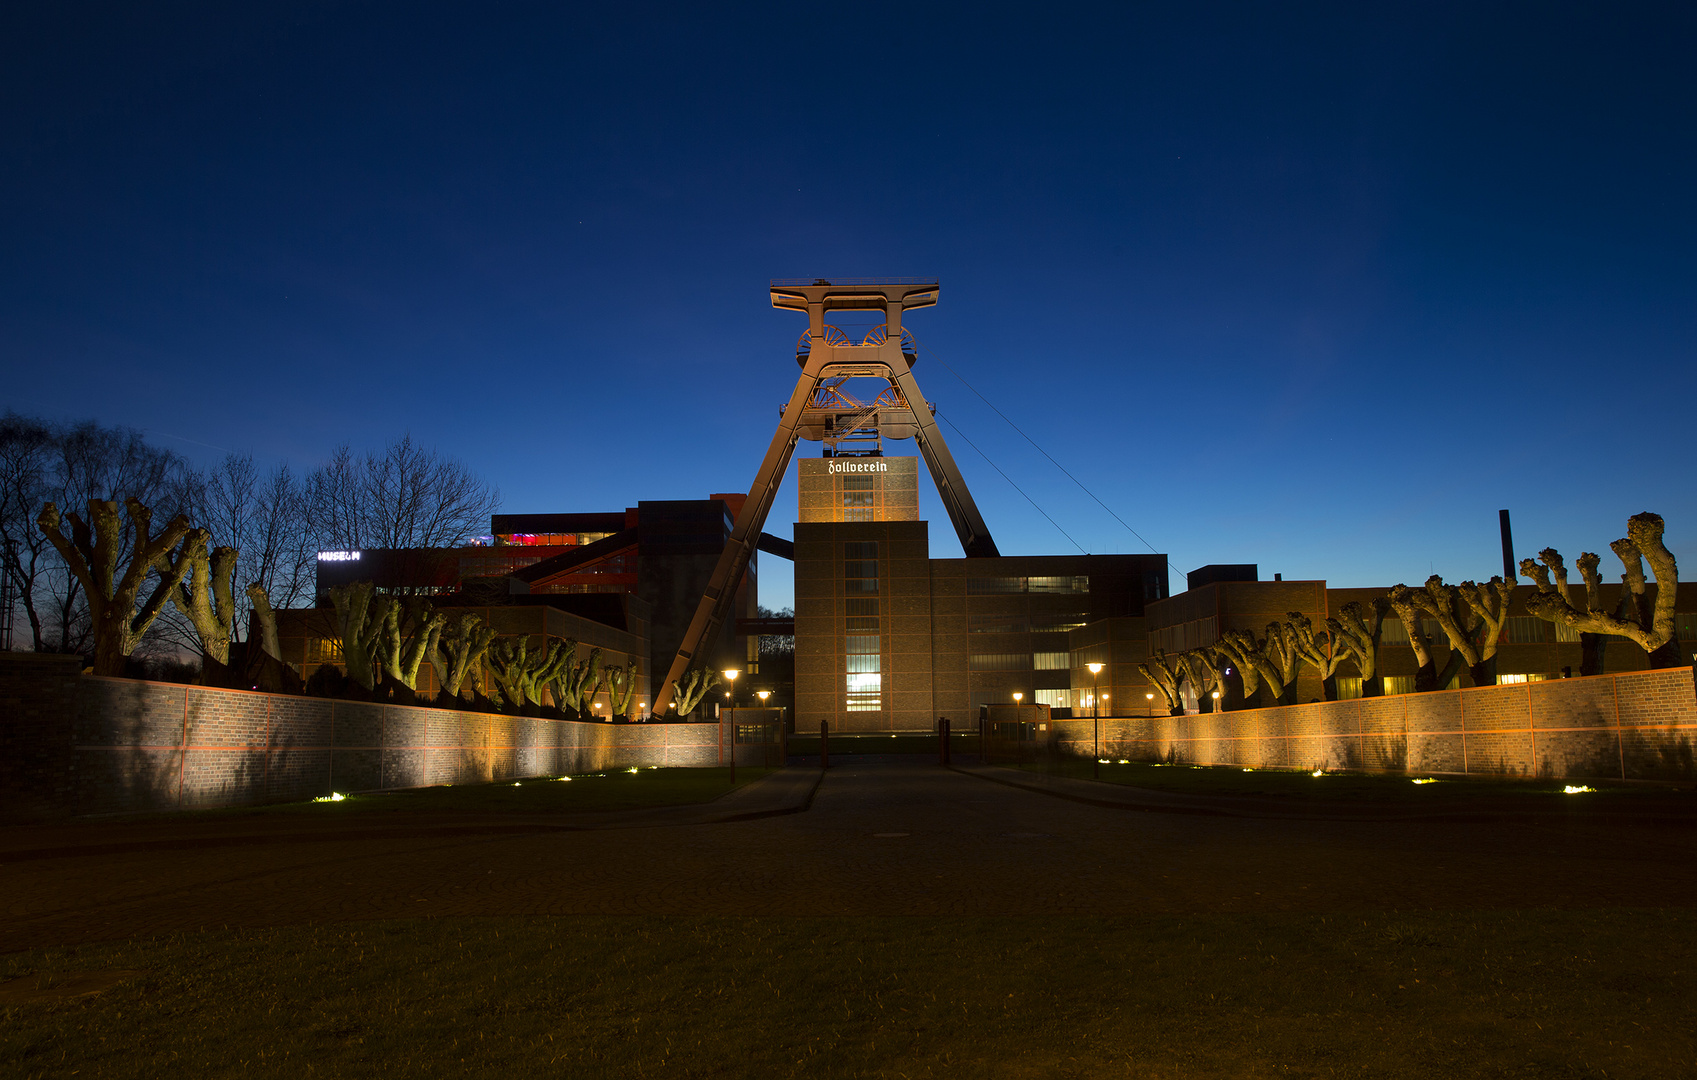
652, 277, 997, 715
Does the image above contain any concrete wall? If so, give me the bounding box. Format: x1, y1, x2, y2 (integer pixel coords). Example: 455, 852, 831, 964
0, 655, 718, 821
1046, 666, 1697, 782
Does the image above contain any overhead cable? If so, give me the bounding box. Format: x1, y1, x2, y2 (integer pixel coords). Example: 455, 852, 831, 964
934, 409, 1088, 556
910, 332, 1185, 580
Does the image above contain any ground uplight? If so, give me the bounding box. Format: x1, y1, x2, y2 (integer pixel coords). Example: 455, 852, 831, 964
1412, 778, 1440, 785
314, 792, 346, 803
1564, 785, 1596, 794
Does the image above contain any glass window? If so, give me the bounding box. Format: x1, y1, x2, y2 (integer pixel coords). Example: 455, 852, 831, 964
1380, 619, 1411, 645
1554, 621, 1581, 643
845, 598, 879, 617
1382, 676, 1414, 696
970, 653, 1033, 672
843, 541, 879, 559
845, 634, 880, 654
1505, 617, 1548, 644
1034, 689, 1069, 710
1030, 614, 1088, 633
847, 654, 881, 673
1335, 677, 1363, 699
969, 613, 1029, 634
967, 575, 1088, 595
1033, 651, 1068, 670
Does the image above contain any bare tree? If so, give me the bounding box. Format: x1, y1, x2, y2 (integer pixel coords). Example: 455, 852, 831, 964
1, 414, 193, 655
1287, 613, 1349, 701
307, 434, 500, 552
1328, 598, 1390, 697
433, 613, 499, 699
1521, 512, 1681, 670
36, 498, 197, 675
1137, 649, 1187, 716
1179, 647, 1223, 712
0, 413, 55, 650
196, 454, 314, 644
1218, 625, 1302, 706
1406, 575, 1512, 688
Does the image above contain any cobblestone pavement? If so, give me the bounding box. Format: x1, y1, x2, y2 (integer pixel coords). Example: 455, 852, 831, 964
4, 762, 1695, 952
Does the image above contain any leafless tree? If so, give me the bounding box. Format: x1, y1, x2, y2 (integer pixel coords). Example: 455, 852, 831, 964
194, 454, 315, 644
307, 434, 500, 552
1, 413, 192, 656
1521, 512, 1681, 670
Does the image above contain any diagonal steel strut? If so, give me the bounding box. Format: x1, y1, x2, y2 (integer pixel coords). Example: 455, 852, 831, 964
651, 280, 996, 716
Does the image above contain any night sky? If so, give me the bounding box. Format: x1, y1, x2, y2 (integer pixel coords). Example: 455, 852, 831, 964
4, 3, 1693, 610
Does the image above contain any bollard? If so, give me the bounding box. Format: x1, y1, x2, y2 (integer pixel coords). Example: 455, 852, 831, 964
821, 719, 830, 770
939, 716, 950, 766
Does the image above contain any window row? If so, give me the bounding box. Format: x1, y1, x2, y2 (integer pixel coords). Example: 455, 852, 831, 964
966, 575, 1090, 595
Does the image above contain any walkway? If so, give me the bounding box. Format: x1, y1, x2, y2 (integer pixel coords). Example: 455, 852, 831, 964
4, 762, 1695, 952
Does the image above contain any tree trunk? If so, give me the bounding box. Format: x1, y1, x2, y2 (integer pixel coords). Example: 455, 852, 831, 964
1196, 692, 1213, 713
1647, 639, 1684, 669
1363, 675, 1384, 698
1412, 661, 1438, 693
91, 623, 126, 676
1321, 676, 1338, 702
1580, 633, 1604, 677
1436, 650, 1466, 691
1469, 654, 1498, 688
1276, 681, 1299, 706
1168, 705, 1185, 717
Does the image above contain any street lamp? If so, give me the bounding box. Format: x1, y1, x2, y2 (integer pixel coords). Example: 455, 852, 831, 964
638, 702, 646, 722
1146, 691, 1154, 717
1087, 662, 1104, 778
723, 668, 740, 708
757, 689, 770, 704
1012, 691, 1023, 704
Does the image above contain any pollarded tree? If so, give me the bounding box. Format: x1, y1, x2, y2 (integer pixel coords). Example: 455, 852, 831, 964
604, 660, 638, 721
671, 667, 723, 719
489, 636, 575, 711
1328, 597, 1390, 697
433, 613, 498, 698
327, 581, 389, 691
1218, 625, 1302, 706
376, 597, 448, 692
1408, 575, 1512, 688
573, 648, 605, 714
1179, 647, 1222, 712
36, 498, 197, 675
1287, 612, 1350, 701
157, 532, 239, 666
1388, 584, 1448, 692
1137, 649, 1187, 716
1520, 512, 1681, 670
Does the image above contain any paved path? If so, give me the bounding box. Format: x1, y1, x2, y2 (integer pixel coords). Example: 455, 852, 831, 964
4, 762, 1695, 952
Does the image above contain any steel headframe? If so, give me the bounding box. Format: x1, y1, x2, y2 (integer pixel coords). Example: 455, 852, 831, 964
651, 278, 999, 716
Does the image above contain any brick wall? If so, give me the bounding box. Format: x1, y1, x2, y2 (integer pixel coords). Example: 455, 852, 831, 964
1046, 666, 1697, 782
2, 656, 719, 821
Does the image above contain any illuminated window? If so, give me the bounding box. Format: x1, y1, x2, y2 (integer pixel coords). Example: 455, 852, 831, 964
1033, 652, 1068, 670
1034, 689, 1069, 710
1335, 677, 1363, 699
845, 546, 881, 710
312, 638, 343, 662
967, 575, 1088, 595
1553, 621, 1581, 643
1382, 676, 1414, 696
970, 653, 1033, 672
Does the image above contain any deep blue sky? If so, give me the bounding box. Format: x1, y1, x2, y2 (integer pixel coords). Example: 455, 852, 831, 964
4, 2, 1693, 610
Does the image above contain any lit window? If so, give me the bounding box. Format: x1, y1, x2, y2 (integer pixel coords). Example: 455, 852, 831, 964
1033, 652, 1068, 670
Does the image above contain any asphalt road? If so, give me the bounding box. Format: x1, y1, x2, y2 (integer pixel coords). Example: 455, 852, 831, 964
5, 762, 1695, 952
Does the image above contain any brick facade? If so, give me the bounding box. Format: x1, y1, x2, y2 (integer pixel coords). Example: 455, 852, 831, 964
1, 655, 719, 822
1046, 666, 1697, 782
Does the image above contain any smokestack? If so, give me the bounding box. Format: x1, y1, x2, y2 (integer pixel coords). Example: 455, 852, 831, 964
1499, 509, 1516, 582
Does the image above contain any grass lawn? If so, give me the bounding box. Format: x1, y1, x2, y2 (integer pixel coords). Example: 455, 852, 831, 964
1013, 757, 1697, 806
142, 767, 781, 821
2, 911, 1693, 1078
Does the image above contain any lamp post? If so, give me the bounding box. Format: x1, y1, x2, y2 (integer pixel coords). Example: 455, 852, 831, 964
1146, 692, 1155, 718
723, 667, 740, 708
1087, 662, 1104, 778
638, 701, 646, 722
